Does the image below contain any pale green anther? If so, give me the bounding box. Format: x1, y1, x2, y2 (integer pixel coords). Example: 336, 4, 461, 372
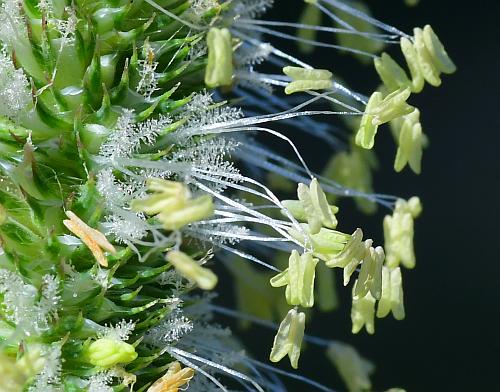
351, 286, 376, 334
400, 37, 425, 93
355, 92, 382, 149
309, 178, 338, 229
288, 224, 348, 261
131, 179, 214, 231
269, 308, 306, 369
413, 27, 442, 87
376, 266, 405, 320
422, 25, 456, 74
270, 250, 318, 307
371, 88, 415, 126
384, 197, 421, 269
394, 118, 423, 174
326, 342, 374, 392
158, 194, 214, 231
283, 66, 333, 94
283, 66, 332, 81
354, 246, 384, 300
374, 53, 411, 92
304, 0, 317, 4
297, 182, 322, 234
87, 338, 138, 367
205, 27, 234, 88
324, 228, 364, 269
166, 250, 218, 290
343, 239, 372, 287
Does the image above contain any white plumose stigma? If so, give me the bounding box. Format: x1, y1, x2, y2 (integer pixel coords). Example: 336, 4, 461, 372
0, 51, 31, 118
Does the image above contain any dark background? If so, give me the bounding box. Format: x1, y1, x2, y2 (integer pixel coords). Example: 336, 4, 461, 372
216, 1, 500, 391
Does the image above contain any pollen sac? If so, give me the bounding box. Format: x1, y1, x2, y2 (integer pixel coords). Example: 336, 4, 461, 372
400, 37, 425, 93
351, 286, 376, 334
270, 250, 319, 307
376, 266, 405, 320
374, 53, 411, 92
283, 178, 338, 234
326, 342, 374, 392
371, 88, 415, 126
283, 66, 333, 94
384, 197, 422, 269
288, 224, 349, 261
269, 308, 306, 369
166, 250, 218, 290
205, 27, 234, 88
353, 246, 385, 300
355, 91, 382, 149
394, 110, 424, 174
422, 25, 456, 74
413, 27, 442, 87
131, 178, 214, 231
86, 338, 138, 367
147, 361, 194, 392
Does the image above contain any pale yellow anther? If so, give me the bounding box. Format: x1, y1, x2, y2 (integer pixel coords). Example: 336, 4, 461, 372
353, 246, 385, 300
326, 342, 374, 392
371, 88, 415, 126
374, 53, 411, 92
413, 27, 441, 87
283, 66, 333, 94
342, 239, 372, 287
394, 117, 423, 174
284, 178, 338, 234
269, 308, 306, 369
324, 228, 364, 269
63, 211, 116, 267
384, 197, 421, 269
376, 266, 405, 320
288, 224, 348, 262
147, 361, 195, 392
422, 25, 456, 74
166, 250, 218, 290
351, 287, 376, 334
400, 37, 425, 93
205, 28, 233, 88
131, 179, 214, 231
270, 250, 318, 308
355, 91, 382, 149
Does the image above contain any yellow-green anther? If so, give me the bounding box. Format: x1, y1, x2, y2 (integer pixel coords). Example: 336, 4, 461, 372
205, 27, 233, 88
394, 119, 423, 174
1, 349, 45, 392
270, 250, 318, 307
324, 228, 364, 269
351, 287, 376, 334
371, 88, 415, 126
283, 178, 338, 234
297, 182, 322, 234
353, 246, 384, 300
283, 66, 333, 94
288, 224, 348, 260
158, 194, 214, 231
309, 178, 338, 229
413, 27, 441, 87
166, 250, 218, 290
374, 53, 411, 92
326, 342, 374, 392
376, 266, 405, 320
400, 37, 425, 93
132, 178, 214, 231
269, 308, 306, 369
343, 239, 372, 287
297, 4, 321, 54
355, 92, 382, 149
422, 25, 456, 74
384, 197, 421, 269
87, 338, 138, 367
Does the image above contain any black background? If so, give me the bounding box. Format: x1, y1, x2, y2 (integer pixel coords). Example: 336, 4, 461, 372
216, 1, 500, 391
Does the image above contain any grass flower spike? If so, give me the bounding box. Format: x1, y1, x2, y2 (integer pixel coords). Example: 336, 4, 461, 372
0, 0, 454, 389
